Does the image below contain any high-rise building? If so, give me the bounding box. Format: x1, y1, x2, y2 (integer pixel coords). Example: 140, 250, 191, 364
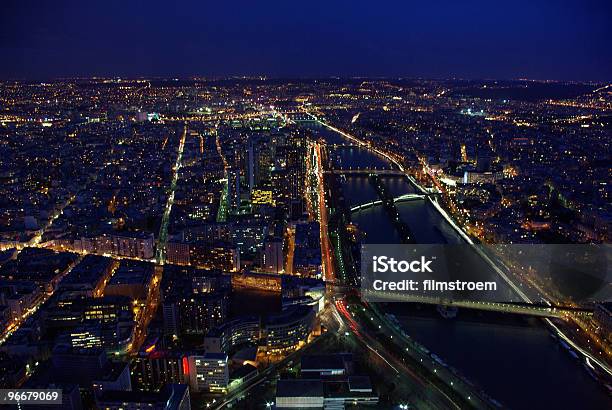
166, 242, 190, 265
187, 353, 229, 393
247, 140, 255, 194
246, 135, 273, 191
226, 168, 241, 213
203, 317, 261, 353
263, 237, 284, 274
178, 292, 228, 335
162, 301, 180, 336
132, 351, 186, 392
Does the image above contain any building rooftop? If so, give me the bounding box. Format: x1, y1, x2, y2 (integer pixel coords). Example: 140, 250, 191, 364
301, 354, 346, 372
276, 379, 324, 398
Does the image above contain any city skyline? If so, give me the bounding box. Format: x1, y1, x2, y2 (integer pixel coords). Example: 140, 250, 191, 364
0, 77, 610, 409
0, 2, 610, 409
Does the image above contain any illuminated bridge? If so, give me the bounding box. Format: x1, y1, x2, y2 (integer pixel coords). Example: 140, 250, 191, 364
360, 290, 592, 318
324, 169, 406, 176
350, 193, 427, 212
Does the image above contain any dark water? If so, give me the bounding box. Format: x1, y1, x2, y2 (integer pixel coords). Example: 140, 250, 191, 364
330, 145, 393, 170
353, 205, 403, 244
340, 175, 379, 207
309, 123, 611, 409
396, 316, 609, 410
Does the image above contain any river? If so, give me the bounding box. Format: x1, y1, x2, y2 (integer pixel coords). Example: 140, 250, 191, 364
308, 123, 610, 409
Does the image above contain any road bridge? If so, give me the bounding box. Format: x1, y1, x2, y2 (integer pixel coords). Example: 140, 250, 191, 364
350, 193, 427, 212
324, 169, 406, 176
361, 290, 592, 318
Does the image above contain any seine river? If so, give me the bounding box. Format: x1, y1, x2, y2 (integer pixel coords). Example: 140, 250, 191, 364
311, 124, 610, 409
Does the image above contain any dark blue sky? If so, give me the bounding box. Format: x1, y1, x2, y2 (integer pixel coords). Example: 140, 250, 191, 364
1, 0, 610, 80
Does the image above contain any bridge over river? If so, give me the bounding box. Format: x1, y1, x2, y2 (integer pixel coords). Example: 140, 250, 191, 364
331, 285, 592, 318
324, 168, 406, 177
350, 193, 429, 212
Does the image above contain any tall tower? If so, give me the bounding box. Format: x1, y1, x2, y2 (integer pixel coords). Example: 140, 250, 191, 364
247, 140, 255, 194
226, 168, 241, 213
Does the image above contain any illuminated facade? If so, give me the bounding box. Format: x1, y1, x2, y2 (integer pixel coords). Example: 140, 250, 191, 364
187, 353, 229, 393
204, 317, 261, 354
264, 305, 315, 353
231, 271, 282, 292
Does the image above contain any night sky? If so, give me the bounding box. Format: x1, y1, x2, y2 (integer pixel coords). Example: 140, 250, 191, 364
1, 0, 610, 80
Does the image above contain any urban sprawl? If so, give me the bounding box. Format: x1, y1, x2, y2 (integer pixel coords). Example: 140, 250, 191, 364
0, 78, 610, 409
